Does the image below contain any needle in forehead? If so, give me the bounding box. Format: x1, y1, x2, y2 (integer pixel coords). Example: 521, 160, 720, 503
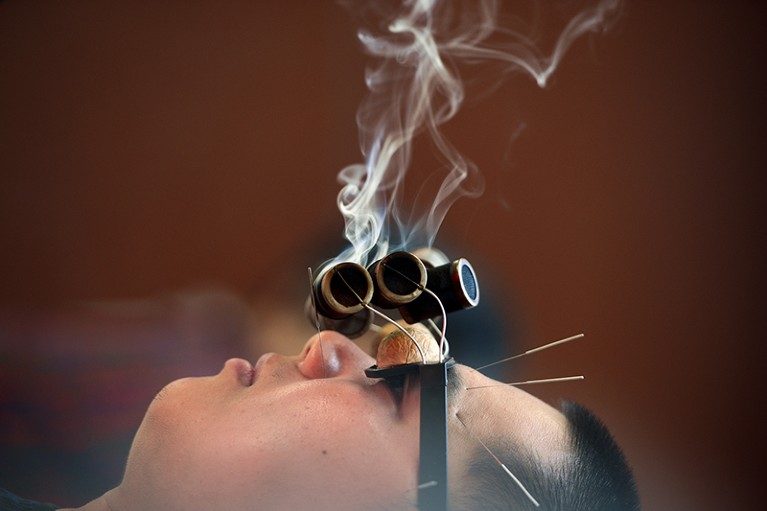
475, 333, 585, 371
456, 413, 540, 508
308, 267, 327, 378
466, 375, 585, 390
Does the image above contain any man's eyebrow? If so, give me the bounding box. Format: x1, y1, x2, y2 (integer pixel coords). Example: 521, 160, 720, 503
446, 365, 464, 401
394, 362, 463, 404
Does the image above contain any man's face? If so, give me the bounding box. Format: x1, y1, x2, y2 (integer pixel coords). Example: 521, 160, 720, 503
114, 331, 569, 511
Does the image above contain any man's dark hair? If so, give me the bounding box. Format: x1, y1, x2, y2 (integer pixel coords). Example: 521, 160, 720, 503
455, 401, 640, 510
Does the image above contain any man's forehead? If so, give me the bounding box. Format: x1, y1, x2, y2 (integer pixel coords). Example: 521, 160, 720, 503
450, 364, 568, 434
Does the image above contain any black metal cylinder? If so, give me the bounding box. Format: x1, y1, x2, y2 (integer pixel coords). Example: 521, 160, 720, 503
367, 251, 427, 308
312, 262, 374, 319
399, 258, 480, 324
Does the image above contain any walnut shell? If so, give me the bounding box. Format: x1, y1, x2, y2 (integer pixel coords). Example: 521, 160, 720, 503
375, 322, 440, 367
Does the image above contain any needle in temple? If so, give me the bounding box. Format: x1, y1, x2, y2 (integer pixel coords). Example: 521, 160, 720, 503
456, 414, 540, 508
466, 375, 584, 390
475, 333, 585, 372
307, 267, 327, 378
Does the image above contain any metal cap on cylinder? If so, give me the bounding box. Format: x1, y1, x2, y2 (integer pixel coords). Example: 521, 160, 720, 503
410, 247, 450, 269
368, 251, 427, 308
399, 258, 480, 324
312, 262, 374, 320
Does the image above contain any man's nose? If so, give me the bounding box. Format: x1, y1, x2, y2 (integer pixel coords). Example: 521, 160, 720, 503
297, 330, 375, 380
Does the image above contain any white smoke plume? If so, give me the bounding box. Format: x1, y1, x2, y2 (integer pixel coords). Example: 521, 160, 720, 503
335, 0, 621, 266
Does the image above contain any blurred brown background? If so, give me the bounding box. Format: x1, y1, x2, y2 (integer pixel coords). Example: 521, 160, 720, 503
1, 1, 765, 510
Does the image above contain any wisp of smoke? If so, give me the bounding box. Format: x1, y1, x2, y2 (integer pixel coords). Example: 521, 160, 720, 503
335, 0, 621, 265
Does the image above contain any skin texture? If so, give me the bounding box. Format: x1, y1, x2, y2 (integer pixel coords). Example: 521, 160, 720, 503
62, 331, 570, 511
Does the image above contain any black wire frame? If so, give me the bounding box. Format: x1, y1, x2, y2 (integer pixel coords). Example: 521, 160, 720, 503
365, 358, 455, 511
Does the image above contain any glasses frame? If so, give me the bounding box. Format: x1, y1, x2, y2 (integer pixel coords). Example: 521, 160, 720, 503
365, 357, 455, 511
